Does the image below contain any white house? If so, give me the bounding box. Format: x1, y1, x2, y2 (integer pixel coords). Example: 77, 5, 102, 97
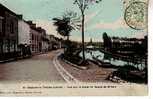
18, 19, 31, 45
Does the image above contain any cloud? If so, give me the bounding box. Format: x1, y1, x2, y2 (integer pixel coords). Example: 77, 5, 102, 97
70, 36, 92, 42
133, 30, 147, 38
91, 17, 129, 30
35, 20, 62, 38
85, 11, 100, 24
35, 20, 91, 41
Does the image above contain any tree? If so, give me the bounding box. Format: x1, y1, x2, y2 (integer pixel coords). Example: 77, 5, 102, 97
73, 0, 102, 63
53, 11, 81, 40
53, 18, 73, 40
103, 32, 112, 51
53, 11, 79, 53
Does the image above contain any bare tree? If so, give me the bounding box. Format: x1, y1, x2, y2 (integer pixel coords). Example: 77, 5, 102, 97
74, 0, 102, 63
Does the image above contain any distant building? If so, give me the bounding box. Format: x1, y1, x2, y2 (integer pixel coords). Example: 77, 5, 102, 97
47, 35, 62, 50
111, 37, 145, 50
0, 4, 19, 60
111, 36, 147, 57
27, 21, 42, 54
27, 21, 50, 54
48, 35, 57, 50
37, 27, 49, 53
55, 37, 62, 49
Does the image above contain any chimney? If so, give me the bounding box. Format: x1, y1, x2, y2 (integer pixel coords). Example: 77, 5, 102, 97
26, 21, 33, 25
18, 15, 23, 19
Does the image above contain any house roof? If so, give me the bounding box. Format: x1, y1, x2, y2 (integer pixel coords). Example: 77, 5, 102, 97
0, 3, 19, 17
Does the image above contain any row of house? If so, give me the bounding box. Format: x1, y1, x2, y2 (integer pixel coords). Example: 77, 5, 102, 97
111, 36, 147, 51
0, 4, 62, 61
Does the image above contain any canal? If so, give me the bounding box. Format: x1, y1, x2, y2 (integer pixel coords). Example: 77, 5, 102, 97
79, 49, 146, 70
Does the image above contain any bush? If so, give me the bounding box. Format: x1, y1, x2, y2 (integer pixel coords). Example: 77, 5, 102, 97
112, 65, 147, 83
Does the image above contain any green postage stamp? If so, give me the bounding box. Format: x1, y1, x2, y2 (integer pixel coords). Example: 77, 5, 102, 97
0, 0, 148, 96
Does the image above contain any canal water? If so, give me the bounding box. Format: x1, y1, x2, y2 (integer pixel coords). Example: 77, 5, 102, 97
79, 50, 145, 70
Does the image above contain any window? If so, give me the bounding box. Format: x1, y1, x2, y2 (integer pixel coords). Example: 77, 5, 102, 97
0, 40, 3, 53
0, 16, 3, 33
10, 21, 14, 33
3, 40, 9, 53
32, 45, 34, 51
32, 34, 34, 40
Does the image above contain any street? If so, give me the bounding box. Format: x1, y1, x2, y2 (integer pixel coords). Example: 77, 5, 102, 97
0, 50, 66, 82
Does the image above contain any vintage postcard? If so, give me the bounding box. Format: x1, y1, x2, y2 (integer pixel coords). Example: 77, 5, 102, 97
0, 0, 148, 96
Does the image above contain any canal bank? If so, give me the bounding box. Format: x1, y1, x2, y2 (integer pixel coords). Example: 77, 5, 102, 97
58, 48, 147, 84
78, 49, 147, 83
58, 56, 116, 83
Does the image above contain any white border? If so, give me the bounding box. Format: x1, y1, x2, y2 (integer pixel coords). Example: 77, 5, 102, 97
148, 0, 153, 98
1, 0, 153, 98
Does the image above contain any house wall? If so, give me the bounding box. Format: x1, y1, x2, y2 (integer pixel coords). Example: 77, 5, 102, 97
0, 4, 19, 60
30, 29, 42, 54
18, 20, 30, 45
3, 11, 18, 53
0, 16, 3, 54
42, 41, 49, 52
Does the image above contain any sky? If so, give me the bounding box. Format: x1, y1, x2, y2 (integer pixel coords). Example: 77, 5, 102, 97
0, 0, 147, 42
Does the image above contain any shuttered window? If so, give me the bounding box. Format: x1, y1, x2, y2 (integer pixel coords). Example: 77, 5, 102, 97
0, 16, 3, 33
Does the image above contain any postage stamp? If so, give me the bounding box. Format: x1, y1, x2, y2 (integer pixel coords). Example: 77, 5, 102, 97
0, 0, 148, 96
124, 1, 147, 30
